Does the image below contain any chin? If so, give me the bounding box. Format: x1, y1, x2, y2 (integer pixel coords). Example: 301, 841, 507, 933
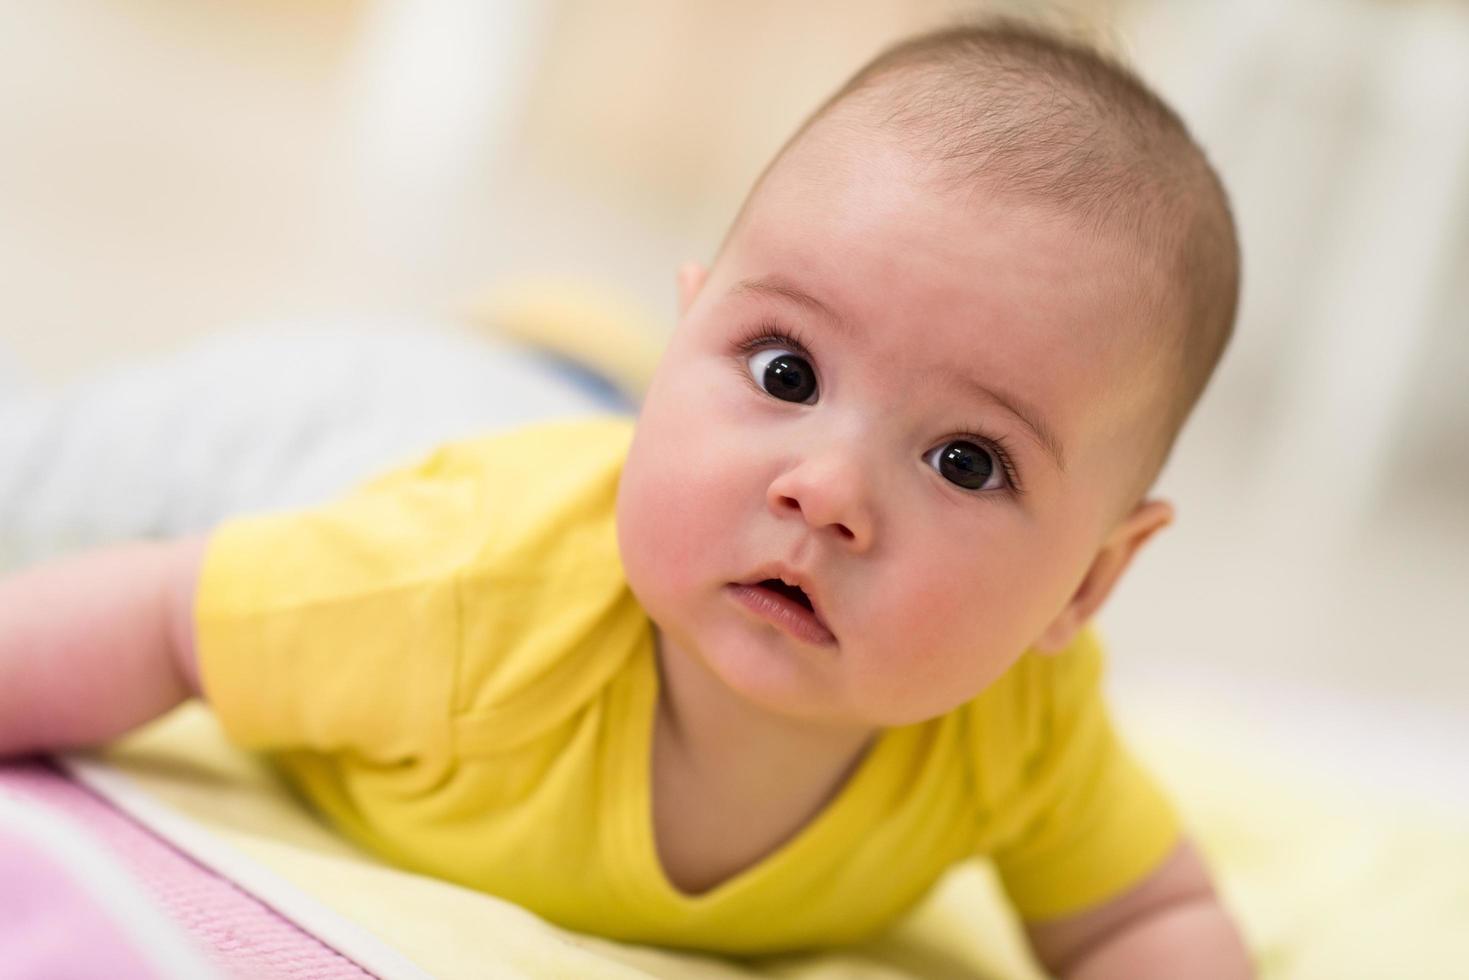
707, 628, 874, 722
699, 627, 850, 720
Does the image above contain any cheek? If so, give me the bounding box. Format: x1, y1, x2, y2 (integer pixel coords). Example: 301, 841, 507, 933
617, 397, 754, 599
898, 532, 1053, 627
889, 557, 1030, 658
860, 528, 1078, 705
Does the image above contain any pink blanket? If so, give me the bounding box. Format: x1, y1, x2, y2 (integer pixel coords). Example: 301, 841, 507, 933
0, 759, 374, 979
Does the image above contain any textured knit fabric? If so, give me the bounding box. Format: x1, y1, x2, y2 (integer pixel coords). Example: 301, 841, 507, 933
0, 760, 372, 980
196, 417, 1178, 955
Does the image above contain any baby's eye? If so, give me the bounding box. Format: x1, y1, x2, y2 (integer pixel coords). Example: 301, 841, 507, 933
925, 440, 1003, 491
747, 348, 818, 404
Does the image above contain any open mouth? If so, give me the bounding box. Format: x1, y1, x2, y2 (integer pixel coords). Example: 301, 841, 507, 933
757, 578, 813, 611
726, 575, 835, 646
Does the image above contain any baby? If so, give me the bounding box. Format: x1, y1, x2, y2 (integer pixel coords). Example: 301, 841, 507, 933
0, 21, 1251, 978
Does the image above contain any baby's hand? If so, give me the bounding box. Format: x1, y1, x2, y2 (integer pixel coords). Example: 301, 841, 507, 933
0, 536, 206, 756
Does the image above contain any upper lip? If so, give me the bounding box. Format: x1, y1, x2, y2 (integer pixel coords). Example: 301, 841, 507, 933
738, 562, 832, 632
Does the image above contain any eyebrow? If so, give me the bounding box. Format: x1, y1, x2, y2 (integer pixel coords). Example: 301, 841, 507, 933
950, 372, 1067, 473
734, 275, 849, 333
733, 274, 1066, 473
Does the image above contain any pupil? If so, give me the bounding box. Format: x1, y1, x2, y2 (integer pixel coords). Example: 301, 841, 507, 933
940, 441, 993, 489
764, 355, 815, 402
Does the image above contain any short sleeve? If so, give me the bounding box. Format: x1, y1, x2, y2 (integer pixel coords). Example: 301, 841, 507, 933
193, 442, 482, 766
990, 631, 1180, 922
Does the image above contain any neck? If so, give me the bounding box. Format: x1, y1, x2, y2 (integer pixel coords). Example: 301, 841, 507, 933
652, 626, 877, 793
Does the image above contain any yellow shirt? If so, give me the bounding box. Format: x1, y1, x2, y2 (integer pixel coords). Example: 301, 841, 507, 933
196, 417, 1179, 955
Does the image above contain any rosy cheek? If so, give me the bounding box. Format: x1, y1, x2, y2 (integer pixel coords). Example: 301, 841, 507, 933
622, 414, 747, 591
863, 567, 967, 666
878, 542, 1041, 662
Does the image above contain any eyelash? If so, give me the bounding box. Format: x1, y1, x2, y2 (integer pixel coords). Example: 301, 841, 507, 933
733, 320, 816, 361
731, 322, 1026, 497
952, 425, 1025, 496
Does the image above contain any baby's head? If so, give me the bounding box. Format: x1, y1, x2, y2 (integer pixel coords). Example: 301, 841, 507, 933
617, 21, 1240, 730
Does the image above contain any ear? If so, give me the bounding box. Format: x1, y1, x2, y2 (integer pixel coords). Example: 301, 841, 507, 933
676, 261, 709, 319
1033, 499, 1174, 654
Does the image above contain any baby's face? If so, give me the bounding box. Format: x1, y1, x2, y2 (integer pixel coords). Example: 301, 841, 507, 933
617, 127, 1164, 728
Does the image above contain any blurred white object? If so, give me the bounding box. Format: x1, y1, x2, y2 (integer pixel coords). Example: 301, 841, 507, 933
1096, 1, 1469, 714
1252, 2, 1469, 550
332, 0, 550, 273
0, 319, 622, 571
1126, 0, 1469, 552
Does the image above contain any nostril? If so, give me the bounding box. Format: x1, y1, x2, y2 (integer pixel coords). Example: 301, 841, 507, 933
773, 495, 858, 541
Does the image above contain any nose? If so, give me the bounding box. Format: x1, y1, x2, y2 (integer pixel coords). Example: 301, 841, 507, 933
766, 449, 876, 552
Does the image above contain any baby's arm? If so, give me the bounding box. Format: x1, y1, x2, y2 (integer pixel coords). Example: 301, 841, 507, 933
1024, 838, 1253, 979
0, 537, 206, 756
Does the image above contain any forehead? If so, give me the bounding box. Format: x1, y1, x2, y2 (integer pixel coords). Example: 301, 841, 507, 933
718, 126, 1153, 458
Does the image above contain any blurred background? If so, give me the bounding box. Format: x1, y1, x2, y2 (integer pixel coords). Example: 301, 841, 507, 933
1, 0, 1465, 805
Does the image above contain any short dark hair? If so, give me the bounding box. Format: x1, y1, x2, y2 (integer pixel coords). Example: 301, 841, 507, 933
742, 19, 1240, 500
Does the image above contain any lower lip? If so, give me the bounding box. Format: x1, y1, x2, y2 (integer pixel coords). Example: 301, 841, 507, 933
725, 583, 837, 647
